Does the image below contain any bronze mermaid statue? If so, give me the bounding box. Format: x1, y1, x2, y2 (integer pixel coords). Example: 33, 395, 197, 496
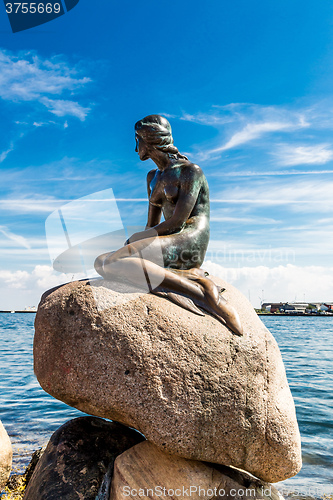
94, 115, 243, 336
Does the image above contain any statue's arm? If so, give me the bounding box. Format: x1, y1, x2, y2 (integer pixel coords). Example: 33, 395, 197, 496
146, 204, 162, 229
146, 169, 162, 228
167, 165, 203, 230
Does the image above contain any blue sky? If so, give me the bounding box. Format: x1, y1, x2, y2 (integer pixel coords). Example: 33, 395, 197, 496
1, 0, 333, 308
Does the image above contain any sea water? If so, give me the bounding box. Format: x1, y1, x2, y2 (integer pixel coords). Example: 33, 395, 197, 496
0, 313, 84, 473
261, 316, 333, 498
0, 313, 332, 497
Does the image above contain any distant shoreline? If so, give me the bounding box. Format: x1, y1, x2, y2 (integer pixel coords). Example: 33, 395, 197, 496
1, 310, 332, 318
0, 311, 36, 314
257, 312, 333, 317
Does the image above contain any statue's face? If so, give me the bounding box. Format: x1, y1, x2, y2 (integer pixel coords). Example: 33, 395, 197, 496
135, 134, 150, 161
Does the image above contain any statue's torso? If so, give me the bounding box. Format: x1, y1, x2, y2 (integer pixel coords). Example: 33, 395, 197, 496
148, 164, 210, 226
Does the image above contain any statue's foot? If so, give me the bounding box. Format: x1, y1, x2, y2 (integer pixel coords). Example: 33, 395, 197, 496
171, 268, 243, 336
213, 295, 243, 336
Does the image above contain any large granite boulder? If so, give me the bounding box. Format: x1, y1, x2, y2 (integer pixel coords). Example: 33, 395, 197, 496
0, 420, 12, 489
111, 441, 284, 500
23, 417, 144, 500
34, 277, 302, 483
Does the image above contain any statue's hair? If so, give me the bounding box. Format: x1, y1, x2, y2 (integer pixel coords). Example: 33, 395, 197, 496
135, 115, 188, 160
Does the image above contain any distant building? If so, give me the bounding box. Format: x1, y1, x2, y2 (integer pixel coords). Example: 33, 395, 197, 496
285, 302, 308, 313
261, 302, 330, 314
320, 303, 333, 312
261, 302, 305, 313
261, 302, 284, 313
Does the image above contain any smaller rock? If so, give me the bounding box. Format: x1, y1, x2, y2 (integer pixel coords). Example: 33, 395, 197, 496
23, 446, 45, 488
0, 420, 12, 490
23, 417, 144, 500
110, 441, 284, 500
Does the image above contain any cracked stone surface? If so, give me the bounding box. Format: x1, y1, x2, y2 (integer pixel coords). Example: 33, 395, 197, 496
34, 277, 302, 483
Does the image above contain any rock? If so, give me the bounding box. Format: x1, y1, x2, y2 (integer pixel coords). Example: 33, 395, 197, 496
5, 448, 45, 499
34, 277, 302, 483
24, 447, 45, 487
23, 417, 144, 500
0, 420, 12, 489
110, 441, 284, 500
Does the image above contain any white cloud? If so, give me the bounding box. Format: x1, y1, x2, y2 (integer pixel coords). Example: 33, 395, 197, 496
274, 143, 333, 166
0, 50, 91, 121
0, 269, 30, 289
211, 121, 296, 153
0, 225, 31, 249
0, 51, 90, 100
0, 265, 73, 291
0, 261, 331, 310
203, 261, 333, 308
41, 97, 90, 121
30, 265, 71, 290
0, 265, 86, 309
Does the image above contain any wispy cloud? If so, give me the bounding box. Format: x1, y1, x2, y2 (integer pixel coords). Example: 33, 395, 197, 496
180, 111, 236, 126
216, 169, 333, 177
267, 180, 333, 209
212, 121, 296, 153
0, 196, 66, 214
0, 144, 14, 163
210, 215, 280, 224
0, 225, 31, 248
214, 178, 333, 211
273, 143, 333, 166
0, 50, 92, 121
178, 101, 333, 169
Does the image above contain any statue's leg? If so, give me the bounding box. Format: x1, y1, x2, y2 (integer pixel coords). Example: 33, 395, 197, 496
100, 252, 206, 301
94, 252, 111, 276
95, 238, 242, 336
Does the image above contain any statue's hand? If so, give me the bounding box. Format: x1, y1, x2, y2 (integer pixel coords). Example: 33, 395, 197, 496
124, 232, 143, 246
124, 228, 156, 246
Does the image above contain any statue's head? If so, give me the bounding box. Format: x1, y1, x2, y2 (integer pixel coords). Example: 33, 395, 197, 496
135, 115, 179, 160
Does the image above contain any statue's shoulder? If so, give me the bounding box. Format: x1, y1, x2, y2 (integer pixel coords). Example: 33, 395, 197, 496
147, 169, 157, 182
181, 162, 204, 178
